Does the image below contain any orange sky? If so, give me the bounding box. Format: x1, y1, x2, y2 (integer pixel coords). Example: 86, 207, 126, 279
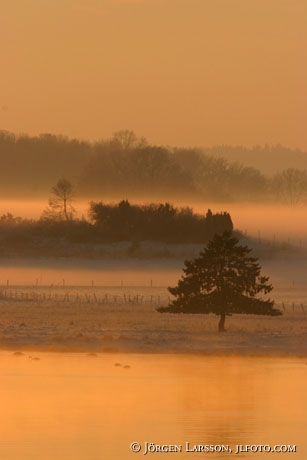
1, 0, 306, 148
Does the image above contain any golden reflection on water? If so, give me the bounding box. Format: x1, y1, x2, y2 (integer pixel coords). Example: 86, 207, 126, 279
0, 353, 306, 459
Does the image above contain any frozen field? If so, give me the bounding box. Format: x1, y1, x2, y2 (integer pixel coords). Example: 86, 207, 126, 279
0, 255, 306, 356
0, 283, 306, 355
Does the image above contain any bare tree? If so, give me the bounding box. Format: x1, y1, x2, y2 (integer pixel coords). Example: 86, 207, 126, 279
111, 130, 147, 151
42, 178, 76, 221
272, 168, 307, 206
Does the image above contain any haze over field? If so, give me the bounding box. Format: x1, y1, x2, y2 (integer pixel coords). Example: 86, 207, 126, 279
0, 1, 306, 293
1, 199, 307, 246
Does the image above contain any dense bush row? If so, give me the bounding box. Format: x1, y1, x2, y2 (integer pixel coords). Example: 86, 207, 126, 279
0, 202, 234, 257
89, 200, 233, 243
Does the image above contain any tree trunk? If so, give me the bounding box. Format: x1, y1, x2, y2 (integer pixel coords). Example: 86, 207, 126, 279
218, 312, 226, 332
63, 197, 68, 220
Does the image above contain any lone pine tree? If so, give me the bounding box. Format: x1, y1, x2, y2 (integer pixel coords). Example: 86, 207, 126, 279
158, 231, 281, 332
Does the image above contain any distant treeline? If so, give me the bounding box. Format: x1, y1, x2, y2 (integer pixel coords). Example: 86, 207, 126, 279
1, 129, 307, 204
0, 201, 233, 257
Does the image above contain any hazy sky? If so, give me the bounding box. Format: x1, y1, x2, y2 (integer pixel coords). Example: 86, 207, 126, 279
1, 0, 306, 148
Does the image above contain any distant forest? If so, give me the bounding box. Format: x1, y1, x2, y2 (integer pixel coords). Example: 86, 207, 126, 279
0, 201, 233, 258
1, 129, 307, 204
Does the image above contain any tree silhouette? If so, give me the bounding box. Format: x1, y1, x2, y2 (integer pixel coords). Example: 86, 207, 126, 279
42, 178, 76, 221
272, 168, 307, 206
158, 231, 281, 332
110, 129, 147, 151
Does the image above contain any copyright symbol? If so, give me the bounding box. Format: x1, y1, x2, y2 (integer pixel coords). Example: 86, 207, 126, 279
130, 442, 141, 453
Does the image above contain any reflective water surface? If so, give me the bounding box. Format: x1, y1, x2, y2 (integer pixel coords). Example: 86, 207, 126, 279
0, 353, 306, 459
